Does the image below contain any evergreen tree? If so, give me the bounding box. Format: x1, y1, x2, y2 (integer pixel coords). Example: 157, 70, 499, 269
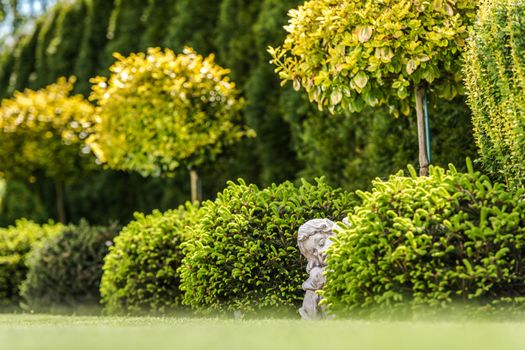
0, 47, 15, 99
140, 0, 174, 50
46, 0, 87, 80
102, 0, 149, 68
164, 0, 220, 55
34, 4, 60, 88
74, 0, 116, 95
9, 20, 43, 94
242, 0, 303, 184
215, 0, 263, 86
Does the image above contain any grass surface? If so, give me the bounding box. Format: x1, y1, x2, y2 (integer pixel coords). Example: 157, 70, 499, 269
1, 314, 525, 350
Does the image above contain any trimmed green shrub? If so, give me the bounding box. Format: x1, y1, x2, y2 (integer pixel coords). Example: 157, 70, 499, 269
20, 221, 120, 313
0, 220, 63, 309
323, 161, 525, 316
465, 0, 525, 188
100, 203, 201, 315
180, 178, 355, 313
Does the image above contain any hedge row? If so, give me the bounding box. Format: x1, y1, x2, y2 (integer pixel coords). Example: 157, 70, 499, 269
4, 168, 525, 317
0, 219, 119, 312
324, 161, 525, 316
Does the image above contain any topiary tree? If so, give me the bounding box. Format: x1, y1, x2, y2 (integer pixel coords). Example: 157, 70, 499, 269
270, 0, 477, 176
20, 221, 120, 313
0, 77, 95, 223
323, 161, 525, 316
179, 178, 355, 314
464, 0, 525, 188
100, 203, 201, 315
90, 47, 252, 202
0, 219, 63, 310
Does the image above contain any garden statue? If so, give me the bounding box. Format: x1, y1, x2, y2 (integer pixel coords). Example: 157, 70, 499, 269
297, 218, 336, 320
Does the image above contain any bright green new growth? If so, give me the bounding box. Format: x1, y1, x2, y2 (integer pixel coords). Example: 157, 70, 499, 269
21, 221, 120, 313
0, 220, 63, 309
270, 0, 477, 116
90, 47, 252, 177
100, 203, 201, 315
323, 161, 525, 316
464, 0, 525, 188
180, 178, 355, 313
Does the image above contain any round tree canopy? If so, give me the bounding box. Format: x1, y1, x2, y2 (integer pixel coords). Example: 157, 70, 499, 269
89, 47, 252, 177
0, 77, 95, 182
270, 0, 476, 116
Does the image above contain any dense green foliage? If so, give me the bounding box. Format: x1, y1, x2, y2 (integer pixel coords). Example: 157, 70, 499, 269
90, 47, 250, 176
45, 0, 86, 80
74, 0, 116, 94
324, 162, 525, 315
8, 20, 42, 94
20, 221, 119, 312
0, 219, 62, 309
180, 178, 355, 313
34, 4, 60, 88
465, 0, 525, 188
100, 203, 201, 314
270, 0, 477, 116
101, 0, 148, 68
164, 0, 219, 55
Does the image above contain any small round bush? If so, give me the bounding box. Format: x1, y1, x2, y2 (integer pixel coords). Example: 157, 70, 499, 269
179, 178, 355, 313
100, 203, 201, 315
323, 161, 525, 316
0, 219, 63, 309
20, 221, 120, 313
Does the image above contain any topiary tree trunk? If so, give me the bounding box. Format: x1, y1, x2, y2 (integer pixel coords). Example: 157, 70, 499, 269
415, 85, 430, 176
189, 168, 202, 203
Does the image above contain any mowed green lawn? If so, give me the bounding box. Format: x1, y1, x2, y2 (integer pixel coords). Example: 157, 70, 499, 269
1, 314, 525, 350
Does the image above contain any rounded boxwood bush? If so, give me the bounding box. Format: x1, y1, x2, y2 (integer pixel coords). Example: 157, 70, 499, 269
0, 219, 63, 309
20, 221, 120, 313
323, 161, 525, 316
179, 178, 355, 313
100, 203, 201, 315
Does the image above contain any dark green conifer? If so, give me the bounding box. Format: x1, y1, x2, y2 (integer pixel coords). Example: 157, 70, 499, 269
102, 0, 149, 68
9, 20, 43, 93
74, 0, 116, 95
140, 0, 174, 50
164, 0, 220, 55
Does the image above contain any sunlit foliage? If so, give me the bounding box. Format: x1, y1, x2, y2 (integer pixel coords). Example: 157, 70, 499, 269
89, 47, 252, 177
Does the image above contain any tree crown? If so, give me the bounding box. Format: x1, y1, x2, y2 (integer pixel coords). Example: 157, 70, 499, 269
270, 0, 477, 116
90, 47, 252, 177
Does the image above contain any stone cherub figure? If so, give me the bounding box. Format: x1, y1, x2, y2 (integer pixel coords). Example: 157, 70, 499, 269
297, 218, 336, 320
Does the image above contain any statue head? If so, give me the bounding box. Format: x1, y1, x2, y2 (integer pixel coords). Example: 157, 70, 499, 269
298, 218, 335, 271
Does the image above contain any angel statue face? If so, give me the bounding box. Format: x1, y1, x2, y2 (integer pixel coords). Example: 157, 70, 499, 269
297, 218, 335, 271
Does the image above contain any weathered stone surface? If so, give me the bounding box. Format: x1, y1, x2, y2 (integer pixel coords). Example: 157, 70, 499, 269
297, 218, 336, 320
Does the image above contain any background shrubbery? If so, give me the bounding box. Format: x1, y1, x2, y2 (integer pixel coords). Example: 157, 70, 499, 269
180, 178, 355, 313
324, 162, 525, 316
100, 203, 201, 315
21, 221, 120, 313
465, 0, 525, 188
0, 219, 63, 309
